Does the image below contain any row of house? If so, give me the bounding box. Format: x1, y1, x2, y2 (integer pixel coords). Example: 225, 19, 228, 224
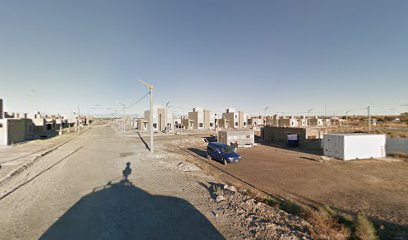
131, 106, 249, 132
249, 115, 335, 128
132, 104, 348, 132
180, 107, 248, 130
0, 99, 87, 145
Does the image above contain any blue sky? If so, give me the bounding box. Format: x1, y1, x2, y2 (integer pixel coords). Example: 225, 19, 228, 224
0, 0, 407, 116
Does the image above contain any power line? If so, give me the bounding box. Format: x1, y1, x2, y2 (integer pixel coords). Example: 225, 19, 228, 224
126, 92, 150, 110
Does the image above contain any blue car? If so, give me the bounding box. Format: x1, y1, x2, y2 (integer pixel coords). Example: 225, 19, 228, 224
206, 142, 241, 165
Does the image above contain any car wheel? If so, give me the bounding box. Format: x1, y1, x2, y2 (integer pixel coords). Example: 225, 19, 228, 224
207, 153, 211, 160
223, 158, 227, 165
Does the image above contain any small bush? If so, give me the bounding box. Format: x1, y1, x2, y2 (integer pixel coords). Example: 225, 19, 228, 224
303, 206, 350, 239
211, 184, 222, 196
279, 199, 304, 216
354, 214, 378, 240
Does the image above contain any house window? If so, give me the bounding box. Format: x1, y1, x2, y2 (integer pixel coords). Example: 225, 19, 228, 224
210, 123, 213, 127
243, 122, 246, 126
153, 123, 157, 128
199, 123, 203, 127
235, 122, 238, 126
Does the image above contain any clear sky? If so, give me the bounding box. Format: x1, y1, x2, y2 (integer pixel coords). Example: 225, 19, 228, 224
0, 0, 407, 116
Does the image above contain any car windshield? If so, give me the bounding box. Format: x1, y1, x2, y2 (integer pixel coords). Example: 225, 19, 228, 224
220, 146, 233, 153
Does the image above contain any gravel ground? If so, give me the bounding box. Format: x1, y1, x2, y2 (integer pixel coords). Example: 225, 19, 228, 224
0, 125, 317, 240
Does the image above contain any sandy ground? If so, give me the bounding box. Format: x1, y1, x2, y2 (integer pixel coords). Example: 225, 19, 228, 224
0, 126, 316, 240
168, 136, 408, 237
0, 131, 80, 181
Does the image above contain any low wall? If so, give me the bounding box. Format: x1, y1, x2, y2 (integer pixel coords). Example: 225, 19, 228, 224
6, 119, 34, 144
261, 126, 323, 151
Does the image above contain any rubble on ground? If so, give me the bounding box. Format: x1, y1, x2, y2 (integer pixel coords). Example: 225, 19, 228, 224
177, 162, 201, 172
157, 141, 314, 239
208, 182, 313, 240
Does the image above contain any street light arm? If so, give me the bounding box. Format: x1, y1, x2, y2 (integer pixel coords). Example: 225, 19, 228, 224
138, 80, 154, 89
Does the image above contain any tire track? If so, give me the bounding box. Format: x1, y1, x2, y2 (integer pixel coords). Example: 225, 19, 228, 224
0, 146, 83, 201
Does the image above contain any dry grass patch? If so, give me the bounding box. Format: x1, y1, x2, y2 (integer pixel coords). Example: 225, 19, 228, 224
353, 213, 378, 240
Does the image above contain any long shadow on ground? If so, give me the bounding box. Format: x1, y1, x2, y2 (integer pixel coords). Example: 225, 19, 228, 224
188, 147, 208, 158
137, 132, 150, 151
40, 165, 224, 240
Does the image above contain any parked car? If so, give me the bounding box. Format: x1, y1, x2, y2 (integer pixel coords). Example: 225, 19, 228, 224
206, 142, 241, 165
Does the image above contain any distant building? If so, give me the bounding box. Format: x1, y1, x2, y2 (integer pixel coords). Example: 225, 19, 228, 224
323, 118, 331, 126
181, 117, 194, 130
135, 118, 148, 130
248, 116, 262, 128
144, 105, 172, 132
278, 116, 298, 128
221, 108, 248, 129
0, 98, 3, 119
187, 107, 203, 130
298, 116, 308, 127
308, 117, 324, 127
186, 107, 217, 130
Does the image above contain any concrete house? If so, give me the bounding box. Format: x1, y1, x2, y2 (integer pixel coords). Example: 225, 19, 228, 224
248, 116, 262, 128
186, 107, 217, 130
267, 114, 280, 127
278, 116, 299, 128
136, 118, 148, 130
181, 117, 194, 130
218, 118, 229, 129
0, 118, 34, 145
323, 118, 331, 126
221, 108, 248, 129
144, 106, 166, 132
298, 116, 308, 127
187, 107, 206, 130
308, 117, 324, 127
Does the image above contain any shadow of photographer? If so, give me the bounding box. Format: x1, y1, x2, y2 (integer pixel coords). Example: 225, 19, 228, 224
40, 163, 224, 240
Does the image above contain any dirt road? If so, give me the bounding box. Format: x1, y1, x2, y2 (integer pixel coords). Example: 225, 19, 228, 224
0, 126, 235, 240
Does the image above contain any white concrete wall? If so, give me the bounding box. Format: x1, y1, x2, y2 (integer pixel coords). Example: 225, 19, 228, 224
323, 134, 386, 160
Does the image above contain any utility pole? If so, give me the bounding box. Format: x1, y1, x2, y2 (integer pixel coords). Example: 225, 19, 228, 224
307, 108, 313, 118
166, 101, 170, 132
117, 102, 126, 133
345, 110, 351, 128
77, 106, 80, 133
114, 110, 118, 129
123, 105, 126, 132
367, 106, 371, 132
139, 80, 154, 153
264, 106, 270, 125
59, 115, 63, 135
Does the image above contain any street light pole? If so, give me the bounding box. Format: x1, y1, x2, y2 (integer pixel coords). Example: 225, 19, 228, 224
367, 106, 371, 132
139, 80, 154, 153
59, 115, 63, 136
307, 108, 313, 117
345, 110, 351, 128
166, 101, 170, 132
264, 106, 270, 125
123, 104, 126, 132
117, 102, 126, 133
